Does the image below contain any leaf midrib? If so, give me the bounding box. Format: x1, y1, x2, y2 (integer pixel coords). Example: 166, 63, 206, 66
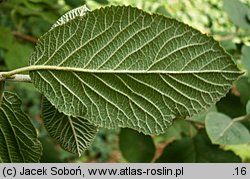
11, 65, 242, 74
68, 116, 81, 156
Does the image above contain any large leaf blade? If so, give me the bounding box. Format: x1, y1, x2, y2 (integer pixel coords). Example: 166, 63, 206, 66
29, 6, 241, 134
0, 92, 42, 162
42, 97, 98, 156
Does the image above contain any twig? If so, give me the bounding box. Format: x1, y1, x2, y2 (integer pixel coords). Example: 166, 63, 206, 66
12, 31, 37, 43
0, 74, 32, 83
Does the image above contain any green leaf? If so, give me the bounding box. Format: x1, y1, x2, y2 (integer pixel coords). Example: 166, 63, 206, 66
29, 6, 241, 135
246, 100, 250, 114
236, 76, 250, 106
158, 120, 197, 141
119, 128, 155, 162
217, 92, 245, 118
220, 40, 237, 51
0, 27, 13, 49
224, 144, 250, 161
223, 0, 250, 29
64, 0, 86, 8
5, 43, 33, 70
93, 0, 109, 5
155, 5, 171, 17
27, 17, 52, 37
42, 97, 98, 156
190, 105, 217, 124
0, 92, 42, 162
155, 130, 241, 163
0, 82, 4, 105
205, 112, 250, 145
39, 136, 65, 162
28, 0, 58, 4
242, 45, 250, 74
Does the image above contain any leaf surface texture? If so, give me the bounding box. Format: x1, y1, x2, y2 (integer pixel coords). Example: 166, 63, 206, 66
0, 92, 42, 162
42, 97, 98, 156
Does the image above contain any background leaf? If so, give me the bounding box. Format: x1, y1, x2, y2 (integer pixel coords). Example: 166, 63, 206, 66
155, 130, 241, 163
216, 92, 245, 118
119, 128, 155, 162
190, 105, 217, 124
158, 120, 197, 141
64, 0, 86, 8
223, 0, 250, 29
5, 43, 33, 70
39, 136, 65, 162
0, 92, 42, 162
94, 0, 109, 5
29, 6, 241, 135
242, 45, 250, 74
224, 144, 250, 162
236, 76, 250, 106
42, 97, 98, 156
0, 27, 13, 49
247, 100, 250, 114
205, 112, 250, 145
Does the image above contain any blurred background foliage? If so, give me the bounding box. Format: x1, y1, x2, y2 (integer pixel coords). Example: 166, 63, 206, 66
0, 0, 250, 162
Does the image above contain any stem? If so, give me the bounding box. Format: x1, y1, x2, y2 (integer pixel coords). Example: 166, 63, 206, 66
5, 74, 32, 83
0, 74, 31, 83
13, 31, 37, 43
0, 66, 37, 77
185, 117, 205, 125
233, 113, 250, 122
186, 113, 250, 126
